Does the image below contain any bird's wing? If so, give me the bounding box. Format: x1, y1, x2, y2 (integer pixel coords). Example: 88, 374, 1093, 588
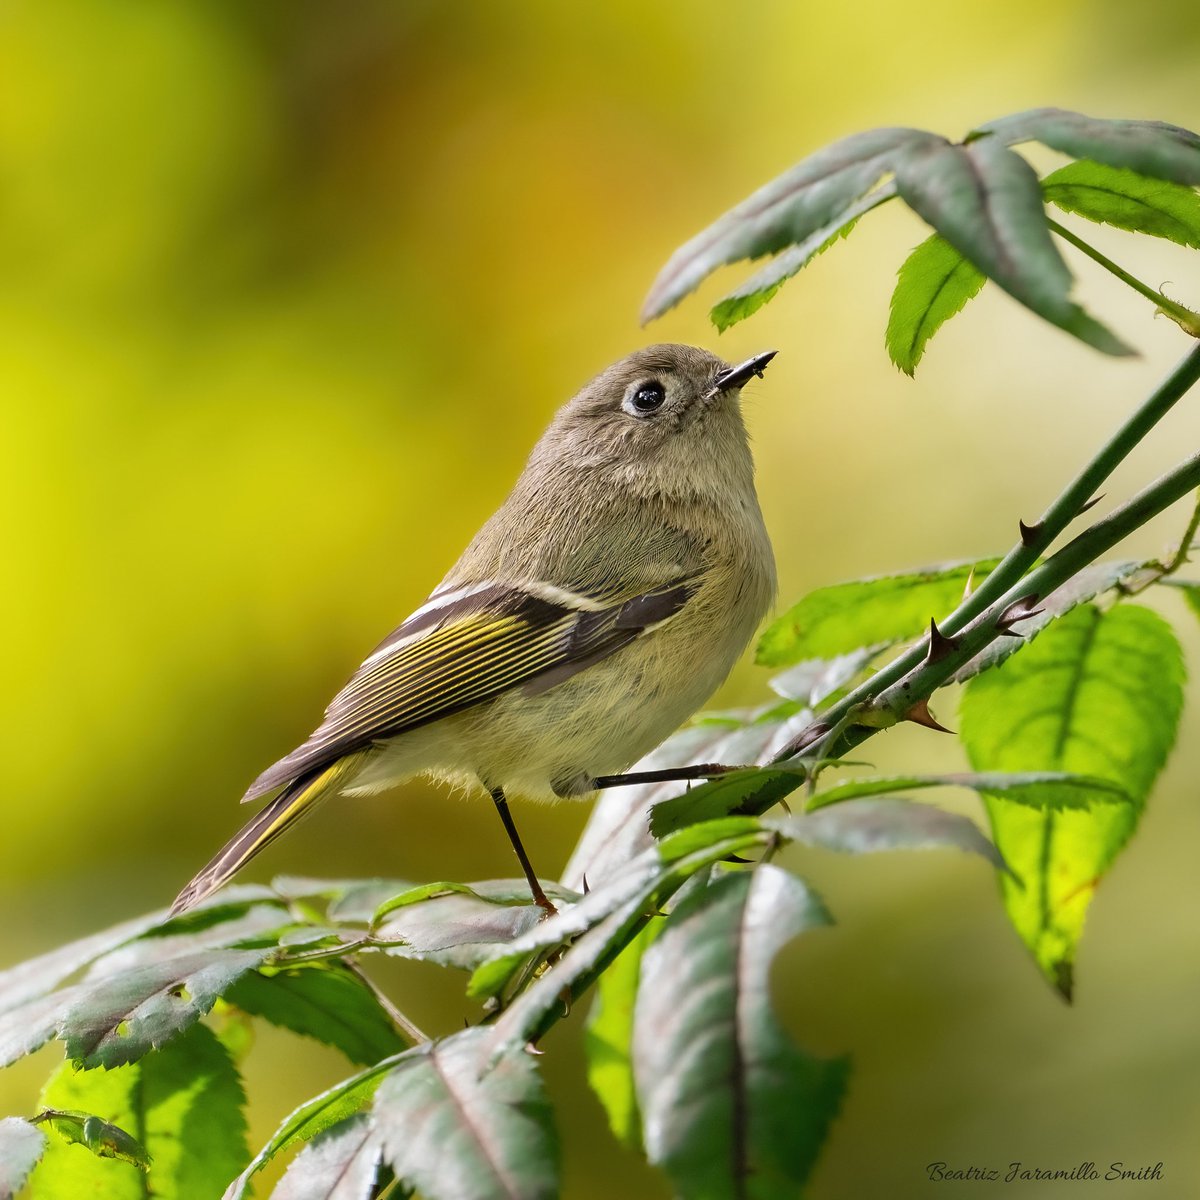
241, 576, 699, 803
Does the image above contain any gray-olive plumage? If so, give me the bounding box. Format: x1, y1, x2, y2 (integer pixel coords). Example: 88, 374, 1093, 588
172, 344, 776, 914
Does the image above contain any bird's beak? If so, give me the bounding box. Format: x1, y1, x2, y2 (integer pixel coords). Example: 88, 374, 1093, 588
712, 349, 778, 394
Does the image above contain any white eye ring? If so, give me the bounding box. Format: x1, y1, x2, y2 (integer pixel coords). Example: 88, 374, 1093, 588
623, 380, 667, 417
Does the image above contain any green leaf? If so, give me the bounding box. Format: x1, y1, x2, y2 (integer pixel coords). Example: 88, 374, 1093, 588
710, 185, 892, 330
641, 127, 937, 320
32, 1110, 150, 1170
954, 559, 1147, 682
979, 108, 1200, 186
478, 827, 768, 1042
466, 865, 652, 1003
633, 867, 848, 1199
808, 770, 1132, 811
224, 965, 408, 1066
893, 136, 1132, 356
224, 1055, 404, 1200
270, 1115, 384, 1200
34, 1023, 248, 1200
373, 1030, 558, 1200
0, 1117, 46, 1197
0, 991, 79, 1069
757, 558, 998, 667
770, 800, 1004, 870
1169, 579, 1200, 622
886, 234, 986, 374
60, 947, 270, 1069
959, 604, 1184, 998
83, 906, 290, 978
0, 913, 167, 1018
648, 769, 805, 838
370, 880, 576, 970
584, 923, 662, 1151
564, 705, 817, 891
1042, 160, 1200, 248
0, 890, 275, 1018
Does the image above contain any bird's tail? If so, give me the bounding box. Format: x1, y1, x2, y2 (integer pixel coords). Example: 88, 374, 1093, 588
170, 753, 364, 916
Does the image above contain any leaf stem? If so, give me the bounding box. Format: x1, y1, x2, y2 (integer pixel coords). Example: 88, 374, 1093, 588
1047, 217, 1200, 337
343, 960, 430, 1046
775, 341, 1200, 763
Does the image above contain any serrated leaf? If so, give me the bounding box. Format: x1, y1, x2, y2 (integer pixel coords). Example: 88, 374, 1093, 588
34, 1023, 248, 1200
224, 1057, 404, 1200
0, 989, 80, 1069
954, 559, 1148, 682
894, 136, 1132, 356
32, 1109, 150, 1170
1043, 160, 1200, 248
563, 706, 813, 892
371, 881, 576, 970
769, 800, 1004, 870
633, 867, 848, 1199
979, 108, 1200, 186
224, 965, 408, 1066
757, 558, 999, 668
886, 234, 986, 374
271, 1115, 384, 1200
959, 604, 1184, 998
0, 890, 275, 1018
60, 947, 270, 1068
373, 1030, 557, 1200
649, 768, 806, 837
0, 913, 167, 1018
584, 923, 662, 1151
83, 906, 290, 979
0, 1117, 46, 1197
710, 185, 891, 330
808, 770, 1132, 811
478, 827, 768, 1043
642, 128, 937, 320
768, 645, 882, 707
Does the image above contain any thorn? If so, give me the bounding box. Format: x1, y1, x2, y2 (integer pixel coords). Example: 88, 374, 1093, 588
559, 988, 572, 1018
723, 854, 754, 864
526, 1041, 546, 1056
1018, 519, 1043, 548
581, 873, 590, 896
787, 721, 832, 757
962, 565, 978, 601
923, 617, 961, 665
1079, 493, 1105, 515
996, 593, 1044, 632
903, 698, 954, 734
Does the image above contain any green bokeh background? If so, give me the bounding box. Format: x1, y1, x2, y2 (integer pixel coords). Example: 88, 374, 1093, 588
3, 3, 1200, 1197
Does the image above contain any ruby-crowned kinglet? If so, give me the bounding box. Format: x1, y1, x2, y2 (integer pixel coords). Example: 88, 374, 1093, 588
172, 344, 777, 914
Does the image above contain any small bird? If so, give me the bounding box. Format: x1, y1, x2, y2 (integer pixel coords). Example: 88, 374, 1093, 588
172, 344, 777, 915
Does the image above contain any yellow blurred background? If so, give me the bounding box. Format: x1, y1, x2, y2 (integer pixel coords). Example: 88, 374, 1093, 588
3, 2, 1200, 1196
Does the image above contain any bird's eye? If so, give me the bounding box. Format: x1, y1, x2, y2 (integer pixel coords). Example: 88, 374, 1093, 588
624, 380, 666, 417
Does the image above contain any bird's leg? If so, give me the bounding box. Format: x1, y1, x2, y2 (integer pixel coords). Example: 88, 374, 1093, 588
489, 787, 557, 916
591, 763, 742, 789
